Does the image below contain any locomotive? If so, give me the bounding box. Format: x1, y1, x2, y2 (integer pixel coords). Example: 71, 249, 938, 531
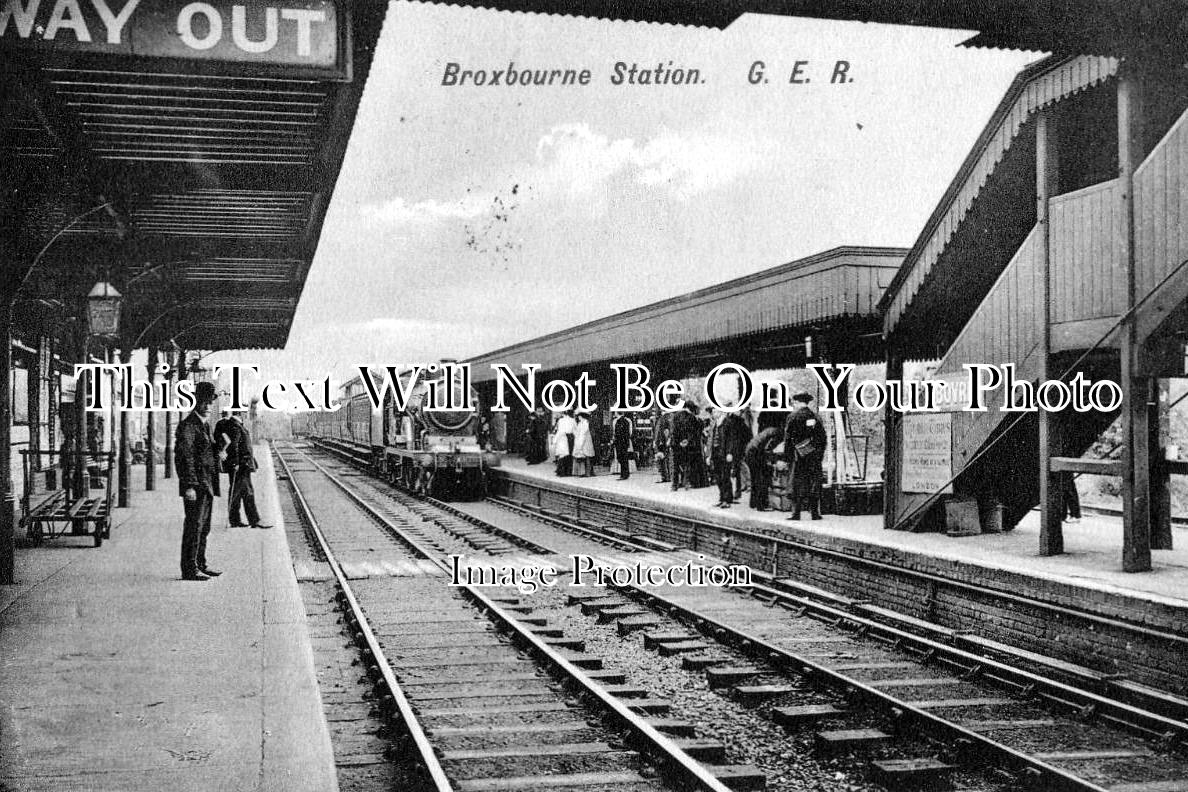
303, 365, 499, 498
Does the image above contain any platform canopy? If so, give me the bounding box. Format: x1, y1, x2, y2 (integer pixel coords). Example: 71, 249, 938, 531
1, 1, 388, 352
465, 246, 905, 381
423, 0, 1188, 55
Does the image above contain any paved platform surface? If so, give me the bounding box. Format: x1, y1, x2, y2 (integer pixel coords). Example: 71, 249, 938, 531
498, 456, 1188, 608
0, 448, 337, 792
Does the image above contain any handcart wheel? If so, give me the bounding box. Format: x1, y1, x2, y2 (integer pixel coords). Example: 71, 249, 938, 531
93, 527, 103, 547
102, 518, 111, 539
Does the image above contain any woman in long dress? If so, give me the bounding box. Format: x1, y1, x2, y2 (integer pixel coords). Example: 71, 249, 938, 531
572, 412, 595, 477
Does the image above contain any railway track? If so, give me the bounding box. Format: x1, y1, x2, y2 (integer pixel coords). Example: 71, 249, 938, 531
301, 438, 1188, 792
273, 442, 750, 792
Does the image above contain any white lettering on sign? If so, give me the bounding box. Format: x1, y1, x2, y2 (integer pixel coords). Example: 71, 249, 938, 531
177, 2, 220, 49
176, 3, 328, 56
230, 4, 276, 52
45, 0, 91, 41
1, 0, 339, 72
279, 6, 321, 55
0, 0, 41, 39
92, 0, 137, 43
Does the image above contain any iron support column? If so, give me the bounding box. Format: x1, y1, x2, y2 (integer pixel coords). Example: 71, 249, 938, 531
0, 300, 14, 584
1119, 68, 1151, 572
145, 347, 157, 491
117, 346, 131, 507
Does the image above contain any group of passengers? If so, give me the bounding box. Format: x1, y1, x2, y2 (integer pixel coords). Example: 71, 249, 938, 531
522, 393, 828, 520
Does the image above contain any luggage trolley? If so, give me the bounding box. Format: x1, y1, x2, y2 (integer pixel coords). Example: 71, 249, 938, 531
19, 450, 115, 547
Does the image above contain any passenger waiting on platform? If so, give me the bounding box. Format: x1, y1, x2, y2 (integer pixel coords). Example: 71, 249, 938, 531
1062, 473, 1082, 523
745, 427, 782, 511
710, 402, 749, 509
703, 406, 715, 485
612, 412, 634, 479
573, 411, 595, 477
654, 410, 673, 483
525, 406, 549, 465
175, 381, 221, 581
734, 408, 755, 498
215, 409, 270, 530
671, 400, 706, 489
779, 392, 828, 520
553, 409, 577, 477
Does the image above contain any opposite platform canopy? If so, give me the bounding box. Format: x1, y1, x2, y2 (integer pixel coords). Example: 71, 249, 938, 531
2, 1, 389, 352
427, 0, 1188, 55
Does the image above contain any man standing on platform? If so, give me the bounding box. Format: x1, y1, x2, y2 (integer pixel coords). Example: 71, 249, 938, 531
175, 381, 221, 580
612, 412, 634, 480
217, 410, 270, 530
710, 403, 748, 508
670, 400, 700, 490
525, 406, 549, 464
781, 392, 828, 520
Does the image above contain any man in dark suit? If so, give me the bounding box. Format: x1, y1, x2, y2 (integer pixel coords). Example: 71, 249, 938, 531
175, 381, 221, 580
216, 410, 269, 529
782, 392, 828, 520
612, 412, 633, 480
710, 403, 749, 508
670, 400, 700, 490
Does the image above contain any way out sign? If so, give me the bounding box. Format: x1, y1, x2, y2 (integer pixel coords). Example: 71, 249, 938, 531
1, 0, 345, 76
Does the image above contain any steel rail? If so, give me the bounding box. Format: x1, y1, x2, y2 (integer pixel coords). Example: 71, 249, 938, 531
310, 439, 1187, 723
496, 498, 1188, 742
488, 473, 1188, 651
302, 444, 1186, 784
287, 444, 735, 792
272, 445, 455, 792
622, 584, 1112, 792
430, 493, 1182, 792
735, 581, 1188, 745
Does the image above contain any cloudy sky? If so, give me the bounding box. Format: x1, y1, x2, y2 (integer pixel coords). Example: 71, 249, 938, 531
207, 3, 1038, 381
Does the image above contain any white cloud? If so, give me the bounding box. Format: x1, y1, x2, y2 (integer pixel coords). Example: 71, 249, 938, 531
360, 194, 491, 225
534, 122, 761, 201
359, 123, 763, 228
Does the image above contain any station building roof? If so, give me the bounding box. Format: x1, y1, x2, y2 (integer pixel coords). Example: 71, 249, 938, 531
2, 1, 389, 353
465, 246, 904, 381
423, 0, 1188, 55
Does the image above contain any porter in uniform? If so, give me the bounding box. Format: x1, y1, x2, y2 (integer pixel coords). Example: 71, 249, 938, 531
175, 382, 221, 580
782, 392, 827, 520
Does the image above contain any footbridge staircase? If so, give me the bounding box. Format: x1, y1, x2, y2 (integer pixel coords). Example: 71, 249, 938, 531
885, 55, 1188, 570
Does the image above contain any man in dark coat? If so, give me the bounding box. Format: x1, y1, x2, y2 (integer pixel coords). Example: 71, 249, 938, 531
744, 426, 781, 511
612, 412, 633, 480
525, 407, 549, 464
653, 410, 673, 483
782, 392, 828, 520
669, 400, 700, 490
217, 410, 269, 529
710, 405, 749, 508
175, 381, 221, 580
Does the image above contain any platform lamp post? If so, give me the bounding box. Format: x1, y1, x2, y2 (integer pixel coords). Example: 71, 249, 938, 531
85, 279, 122, 499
